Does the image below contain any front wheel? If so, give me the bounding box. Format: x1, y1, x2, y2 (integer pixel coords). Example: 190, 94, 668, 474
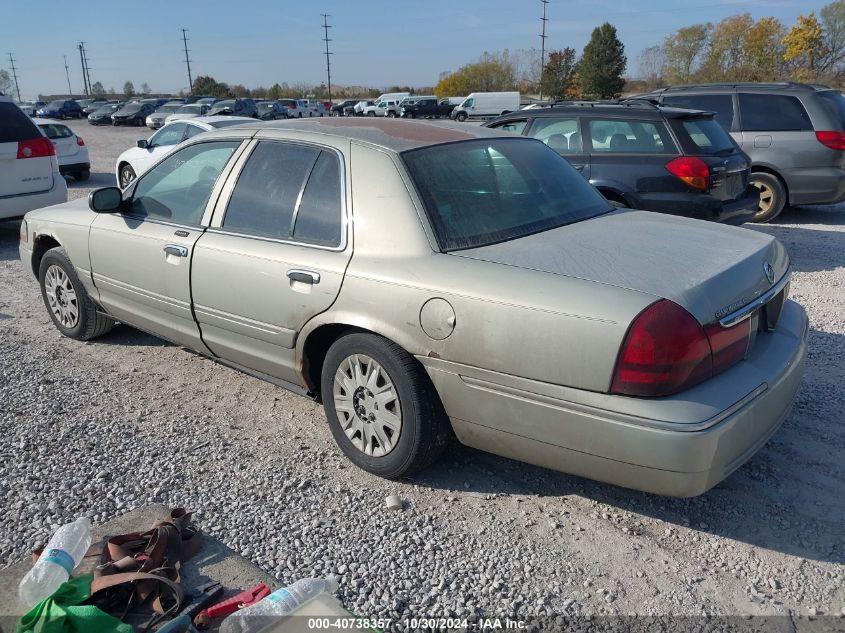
119, 164, 136, 188
749, 172, 787, 223
39, 248, 115, 341
321, 333, 451, 478
456, 111, 467, 122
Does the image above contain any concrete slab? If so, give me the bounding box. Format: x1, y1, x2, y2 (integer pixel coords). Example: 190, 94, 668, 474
0, 505, 276, 633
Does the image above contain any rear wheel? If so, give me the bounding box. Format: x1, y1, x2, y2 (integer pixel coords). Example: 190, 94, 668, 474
387, 110, 396, 118
749, 172, 786, 223
39, 248, 114, 341
321, 333, 451, 478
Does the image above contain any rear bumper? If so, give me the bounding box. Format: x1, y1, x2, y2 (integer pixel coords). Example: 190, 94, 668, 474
58, 161, 90, 175
635, 186, 759, 225
421, 300, 808, 497
0, 179, 68, 220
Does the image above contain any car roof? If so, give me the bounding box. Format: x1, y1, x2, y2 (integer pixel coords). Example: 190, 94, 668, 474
221, 118, 514, 152
33, 118, 70, 125
641, 82, 833, 95
496, 103, 712, 120
174, 115, 257, 128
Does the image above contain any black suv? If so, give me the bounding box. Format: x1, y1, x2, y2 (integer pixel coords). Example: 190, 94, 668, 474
401, 97, 456, 119
485, 102, 758, 224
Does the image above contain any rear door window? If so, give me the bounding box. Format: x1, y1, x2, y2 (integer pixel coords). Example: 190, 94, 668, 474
0, 102, 40, 142
292, 151, 343, 247
489, 119, 529, 135
38, 124, 74, 139
738, 94, 813, 131
662, 94, 735, 130
527, 117, 582, 153
587, 119, 675, 153
223, 141, 320, 239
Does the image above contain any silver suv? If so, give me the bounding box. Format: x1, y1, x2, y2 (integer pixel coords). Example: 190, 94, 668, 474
638, 82, 845, 222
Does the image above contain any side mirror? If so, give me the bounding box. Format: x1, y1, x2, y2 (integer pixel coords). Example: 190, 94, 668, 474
137, 139, 149, 149
89, 187, 123, 213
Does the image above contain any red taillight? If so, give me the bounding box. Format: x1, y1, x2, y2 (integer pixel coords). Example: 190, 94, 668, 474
76, 136, 85, 146
611, 300, 712, 397
17, 137, 56, 159
815, 131, 845, 150
665, 156, 710, 191
611, 300, 752, 397
705, 319, 751, 375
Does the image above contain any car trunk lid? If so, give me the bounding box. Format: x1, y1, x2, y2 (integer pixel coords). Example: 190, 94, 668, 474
453, 209, 789, 326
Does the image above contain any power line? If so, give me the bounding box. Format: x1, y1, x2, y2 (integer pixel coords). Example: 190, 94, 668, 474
7, 53, 21, 102
181, 29, 193, 93
539, 0, 549, 101
321, 14, 333, 104
63, 55, 72, 96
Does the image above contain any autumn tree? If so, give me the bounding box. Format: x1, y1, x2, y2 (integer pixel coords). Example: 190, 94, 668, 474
695, 14, 785, 82
90, 81, 106, 96
579, 23, 626, 99
435, 52, 517, 97
123, 81, 135, 98
662, 24, 711, 84
638, 45, 664, 89
820, 0, 845, 78
539, 48, 579, 100
140, 82, 151, 95
784, 12, 826, 78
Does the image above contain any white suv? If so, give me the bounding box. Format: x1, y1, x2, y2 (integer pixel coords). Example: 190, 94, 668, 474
0, 96, 67, 220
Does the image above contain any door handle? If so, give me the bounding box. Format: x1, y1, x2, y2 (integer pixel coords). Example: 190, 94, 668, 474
287, 269, 320, 284
163, 244, 189, 258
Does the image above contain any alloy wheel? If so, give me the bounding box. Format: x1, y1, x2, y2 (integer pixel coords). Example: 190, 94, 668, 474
333, 354, 402, 457
44, 265, 79, 329
753, 182, 773, 215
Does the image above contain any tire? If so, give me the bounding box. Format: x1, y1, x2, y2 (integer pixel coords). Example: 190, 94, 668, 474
75, 169, 90, 182
749, 172, 787, 223
456, 111, 467, 122
387, 111, 396, 118
602, 192, 628, 208
406, 111, 415, 119
367, 111, 375, 117
119, 163, 136, 188
321, 333, 452, 478
39, 247, 115, 341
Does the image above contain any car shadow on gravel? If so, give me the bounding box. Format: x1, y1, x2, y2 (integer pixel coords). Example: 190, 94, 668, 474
65, 172, 117, 189
96, 324, 172, 348
0, 220, 23, 262
410, 336, 845, 565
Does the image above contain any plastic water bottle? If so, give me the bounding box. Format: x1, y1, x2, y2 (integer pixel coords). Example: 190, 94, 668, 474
220, 577, 339, 633
19, 517, 92, 607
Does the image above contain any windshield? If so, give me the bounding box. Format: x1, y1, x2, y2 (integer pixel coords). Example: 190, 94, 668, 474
177, 105, 202, 114
95, 105, 118, 114
403, 138, 612, 251
46, 100, 64, 108
210, 100, 235, 111
119, 104, 142, 114
156, 105, 182, 114
677, 117, 736, 154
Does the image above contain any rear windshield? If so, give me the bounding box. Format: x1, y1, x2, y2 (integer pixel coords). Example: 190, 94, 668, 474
46, 100, 64, 109
403, 138, 612, 251
674, 117, 736, 155
38, 123, 73, 139
816, 90, 845, 128
0, 102, 40, 142
211, 100, 235, 110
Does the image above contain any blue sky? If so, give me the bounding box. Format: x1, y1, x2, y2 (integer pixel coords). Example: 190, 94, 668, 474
1, 0, 831, 99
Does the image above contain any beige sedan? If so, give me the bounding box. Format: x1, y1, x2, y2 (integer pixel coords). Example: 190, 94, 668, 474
19, 119, 808, 496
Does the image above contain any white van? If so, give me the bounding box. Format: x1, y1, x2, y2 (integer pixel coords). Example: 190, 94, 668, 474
374, 92, 410, 105
451, 92, 520, 122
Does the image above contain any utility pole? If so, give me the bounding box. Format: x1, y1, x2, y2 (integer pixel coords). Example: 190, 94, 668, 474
539, 0, 549, 101
181, 29, 193, 93
321, 14, 333, 104
82, 44, 92, 96
7, 53, 21, 102
63, 55, 73, 96
77, 43, 89, 95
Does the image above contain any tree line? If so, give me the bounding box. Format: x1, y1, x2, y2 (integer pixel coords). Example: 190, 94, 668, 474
639, 0, 845, 89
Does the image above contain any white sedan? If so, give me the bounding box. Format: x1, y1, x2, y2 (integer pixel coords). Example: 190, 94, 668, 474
164, 103, 211, 124
34, 119, 91, 181
114, 116, 254, 188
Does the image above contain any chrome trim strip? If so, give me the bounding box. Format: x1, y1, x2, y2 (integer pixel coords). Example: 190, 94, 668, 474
719, 271, 792, 327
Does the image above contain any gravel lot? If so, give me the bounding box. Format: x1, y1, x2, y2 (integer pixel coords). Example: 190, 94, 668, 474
1, 120, 844, 628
